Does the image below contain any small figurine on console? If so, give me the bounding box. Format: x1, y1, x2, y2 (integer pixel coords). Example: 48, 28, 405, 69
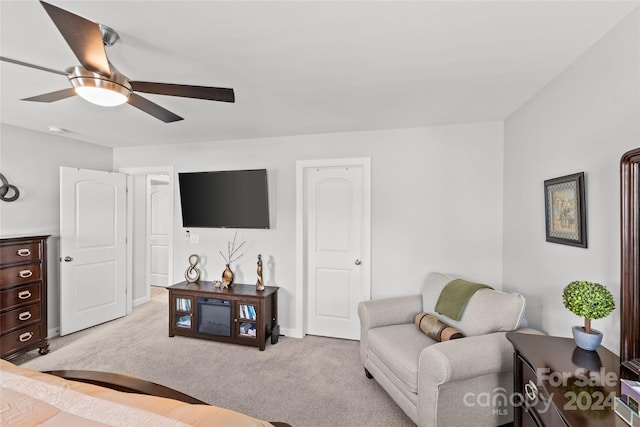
256, 254, 264, 291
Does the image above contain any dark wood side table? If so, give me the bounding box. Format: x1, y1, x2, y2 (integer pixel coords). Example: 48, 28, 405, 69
506, 332, 623, 427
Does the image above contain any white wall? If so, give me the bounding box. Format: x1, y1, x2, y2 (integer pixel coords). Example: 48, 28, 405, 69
0, 124, 113, 336
114, 122, 505, 336
503, 9, 640, 354
3, 10, 636, 347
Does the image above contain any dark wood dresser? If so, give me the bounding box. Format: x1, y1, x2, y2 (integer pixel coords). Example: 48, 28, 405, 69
507, 332, 623, 427
1, 235, 50, 360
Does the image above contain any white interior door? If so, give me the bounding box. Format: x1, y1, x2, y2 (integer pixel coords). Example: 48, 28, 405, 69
147, 175, 170, 287
305, 164, 368, 340
60, 167, 127, 335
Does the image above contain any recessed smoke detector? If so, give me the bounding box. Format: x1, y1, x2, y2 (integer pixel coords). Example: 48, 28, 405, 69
47, 126, 67, 133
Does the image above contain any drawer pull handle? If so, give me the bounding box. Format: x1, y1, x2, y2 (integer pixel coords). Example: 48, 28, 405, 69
18, 311, 32, 321
19, 270, 33, 278
17, 290, 32, 300
19, 332, 33, 342
524, 380, 539, 401
17, 249, 31, 257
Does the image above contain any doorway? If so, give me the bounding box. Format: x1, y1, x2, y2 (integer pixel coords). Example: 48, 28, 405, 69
147, 174, 170, 287
119, 167, 174, 309
296, 158, 371, 340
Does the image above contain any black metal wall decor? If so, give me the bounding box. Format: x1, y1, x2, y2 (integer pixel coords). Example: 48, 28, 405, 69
0, 173, 20, 202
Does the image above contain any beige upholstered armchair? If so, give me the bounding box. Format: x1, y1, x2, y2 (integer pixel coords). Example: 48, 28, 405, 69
358, 272, 527, 427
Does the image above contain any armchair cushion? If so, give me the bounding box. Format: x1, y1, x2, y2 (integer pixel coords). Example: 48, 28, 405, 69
367, 323, 435, 393
422, 273, 525, 337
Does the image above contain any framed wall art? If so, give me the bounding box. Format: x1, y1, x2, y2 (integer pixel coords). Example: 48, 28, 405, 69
544, 172, 587, 248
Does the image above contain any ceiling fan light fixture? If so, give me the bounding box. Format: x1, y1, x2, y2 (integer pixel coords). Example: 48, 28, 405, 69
67, 65, 131, 107
74, 86, 128, 106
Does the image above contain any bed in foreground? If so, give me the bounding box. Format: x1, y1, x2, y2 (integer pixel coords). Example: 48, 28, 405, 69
0, 360, 289, 426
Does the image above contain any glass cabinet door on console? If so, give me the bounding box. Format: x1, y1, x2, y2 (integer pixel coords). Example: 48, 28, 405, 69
236, 302, 258, 340
174, 296, 194, 331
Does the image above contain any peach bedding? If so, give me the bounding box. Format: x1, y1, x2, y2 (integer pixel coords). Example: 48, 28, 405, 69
0, 360, 274, 427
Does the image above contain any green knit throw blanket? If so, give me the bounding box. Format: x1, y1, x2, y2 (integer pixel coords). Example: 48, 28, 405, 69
434, 279, 493, 320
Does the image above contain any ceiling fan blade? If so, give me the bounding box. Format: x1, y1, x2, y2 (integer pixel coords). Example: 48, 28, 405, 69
130, 81, 235, 103
22, 88, 77, 102
128, 93, 183, 123
0, 56, 67, 76
39, 1, 111, 77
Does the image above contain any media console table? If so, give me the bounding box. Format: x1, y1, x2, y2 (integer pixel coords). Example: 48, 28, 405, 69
168, 281, 278, 351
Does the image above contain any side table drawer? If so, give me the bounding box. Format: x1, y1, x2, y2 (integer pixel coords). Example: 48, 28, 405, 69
0, 324, 43, 357
0, 242, 41, 267
0, 303, 41, 333
520, 357, 566, 426
0, 283, 42, 310
0, 263, 42, 289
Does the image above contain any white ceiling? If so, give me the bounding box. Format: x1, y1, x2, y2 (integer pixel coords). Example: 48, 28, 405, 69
1, 1, 638, 148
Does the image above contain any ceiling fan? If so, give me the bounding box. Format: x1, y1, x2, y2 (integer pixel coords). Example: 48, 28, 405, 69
0, 1, 235, 123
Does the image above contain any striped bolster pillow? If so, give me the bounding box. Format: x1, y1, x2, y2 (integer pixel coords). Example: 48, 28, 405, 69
415, 312, 465, 341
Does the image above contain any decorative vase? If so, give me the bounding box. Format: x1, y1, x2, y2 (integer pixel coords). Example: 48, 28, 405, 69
222, 264, 233, 287
572, 325, 603, 351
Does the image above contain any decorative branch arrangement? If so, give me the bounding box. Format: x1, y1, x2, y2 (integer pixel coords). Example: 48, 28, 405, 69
219, 232, 246, 265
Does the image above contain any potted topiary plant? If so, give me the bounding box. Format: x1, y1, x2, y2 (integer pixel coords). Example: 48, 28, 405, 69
562, 280, 615, 351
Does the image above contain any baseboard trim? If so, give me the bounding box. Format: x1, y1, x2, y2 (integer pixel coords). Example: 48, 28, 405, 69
279, 327, 303, 338
133, 295, 150, 307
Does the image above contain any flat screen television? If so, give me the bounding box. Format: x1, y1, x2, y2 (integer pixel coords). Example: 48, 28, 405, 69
178, 169, 270, 229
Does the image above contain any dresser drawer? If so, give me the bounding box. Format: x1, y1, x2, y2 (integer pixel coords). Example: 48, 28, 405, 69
0, 235, 49, 361
0, 303, 41, 333
0, 263, 42, 289
520, 356, 566, 426
0, 283, 42, 310
0, 241, 41, 266
0, 324, 42, 357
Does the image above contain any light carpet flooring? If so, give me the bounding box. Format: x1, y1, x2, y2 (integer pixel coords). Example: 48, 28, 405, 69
13, 287, 415, 427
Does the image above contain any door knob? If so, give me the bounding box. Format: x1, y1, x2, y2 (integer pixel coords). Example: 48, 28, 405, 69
63, 256, 73, 262
354, 259, 362, 265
